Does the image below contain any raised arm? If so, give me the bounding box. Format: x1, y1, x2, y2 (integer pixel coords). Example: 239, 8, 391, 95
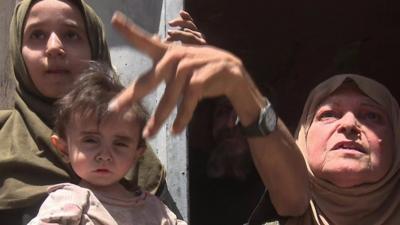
109, 11, 309, 216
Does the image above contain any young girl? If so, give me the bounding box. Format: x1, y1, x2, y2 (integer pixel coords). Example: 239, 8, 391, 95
28, 65, 186, 225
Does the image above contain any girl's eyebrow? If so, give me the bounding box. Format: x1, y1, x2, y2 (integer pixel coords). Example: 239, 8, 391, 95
80, 131, 99, 135
24, 19, 86, 32
114, 135, 134, 143
63, 19, 86, 31
79, 132, 134, 143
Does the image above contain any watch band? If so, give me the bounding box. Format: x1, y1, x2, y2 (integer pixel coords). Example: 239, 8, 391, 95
237, 100, 277, 137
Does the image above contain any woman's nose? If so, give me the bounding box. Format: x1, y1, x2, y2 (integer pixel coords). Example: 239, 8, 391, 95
338, 112, 361, 138
45, 32, 65, 57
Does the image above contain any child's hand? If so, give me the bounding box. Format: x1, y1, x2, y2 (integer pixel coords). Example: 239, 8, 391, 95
165, 10, 206, 45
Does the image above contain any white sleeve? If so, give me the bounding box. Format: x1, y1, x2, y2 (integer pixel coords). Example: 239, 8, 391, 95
176, 219, 189, 225
27, 183, 91, 225
163, 201, 188, 225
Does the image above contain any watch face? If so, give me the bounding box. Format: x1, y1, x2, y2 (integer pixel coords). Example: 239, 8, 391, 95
262, 105, 277, 133
239, 102, 277, 137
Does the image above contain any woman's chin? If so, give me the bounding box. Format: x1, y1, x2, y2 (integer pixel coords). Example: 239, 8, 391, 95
317, 165, 378, 188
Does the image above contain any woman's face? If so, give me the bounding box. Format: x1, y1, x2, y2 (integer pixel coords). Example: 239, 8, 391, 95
306, 86, 394, 188
22, 0, 91, 98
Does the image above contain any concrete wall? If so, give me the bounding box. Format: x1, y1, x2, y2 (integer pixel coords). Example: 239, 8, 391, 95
0, 0, 188, 221
0, 0, 16, 109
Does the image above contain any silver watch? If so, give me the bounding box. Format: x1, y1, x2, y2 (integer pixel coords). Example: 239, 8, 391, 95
237, 101, 277, 137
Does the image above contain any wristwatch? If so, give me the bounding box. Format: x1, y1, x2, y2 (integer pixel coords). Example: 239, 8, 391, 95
237, 101, 277, 137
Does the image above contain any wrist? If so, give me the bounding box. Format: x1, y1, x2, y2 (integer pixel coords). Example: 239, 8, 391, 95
236, 100, 277, 137
227, 68, 266, 126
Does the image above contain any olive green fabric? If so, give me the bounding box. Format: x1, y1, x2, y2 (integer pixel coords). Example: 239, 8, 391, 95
0, 0, 164, 210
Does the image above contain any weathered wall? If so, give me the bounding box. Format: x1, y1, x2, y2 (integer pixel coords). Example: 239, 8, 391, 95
0, 0, 16, 109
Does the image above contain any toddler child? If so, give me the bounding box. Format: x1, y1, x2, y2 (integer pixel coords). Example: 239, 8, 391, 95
28, 64, 186, 225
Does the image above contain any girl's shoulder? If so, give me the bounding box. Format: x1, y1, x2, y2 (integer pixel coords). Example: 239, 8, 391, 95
45, 183, 95, 209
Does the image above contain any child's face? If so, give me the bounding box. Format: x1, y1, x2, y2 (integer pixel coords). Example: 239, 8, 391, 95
59, 112, 144, 187
22, 0, 91, 98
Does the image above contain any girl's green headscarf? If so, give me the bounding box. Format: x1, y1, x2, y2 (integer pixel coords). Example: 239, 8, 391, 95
0, 0, 164, 210
10, 0, 112, 126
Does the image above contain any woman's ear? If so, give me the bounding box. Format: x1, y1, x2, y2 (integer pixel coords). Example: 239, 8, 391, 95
51, 134, 69, 162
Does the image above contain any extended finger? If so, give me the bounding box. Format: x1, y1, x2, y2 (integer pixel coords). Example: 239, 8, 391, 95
168, 19, 198, 31
108, 67, 162, 112
109, 45, 185, 113
166, 30, 206, 45
179, 10, 194, 21
145, 54, 213, 136
112, 11, 167, 61
144, 52, 205, 136
144, 71, 188, 137
172, 73, 203, 134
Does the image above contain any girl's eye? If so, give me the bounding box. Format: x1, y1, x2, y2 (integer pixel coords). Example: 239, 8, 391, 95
114, 142, 129, 148
82, 137, 98, 144
30, 30, 46, 40
64, 31, 80, 40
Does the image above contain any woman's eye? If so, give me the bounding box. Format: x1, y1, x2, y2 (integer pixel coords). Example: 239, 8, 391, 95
30, 30, 46, 40
318, 110, 339, 121
362, 111, 383, 123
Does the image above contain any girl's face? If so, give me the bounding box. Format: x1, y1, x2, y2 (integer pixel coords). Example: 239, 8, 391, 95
306, 86, 394, 188
59, 112, 144, 187
22, 0, 91, 98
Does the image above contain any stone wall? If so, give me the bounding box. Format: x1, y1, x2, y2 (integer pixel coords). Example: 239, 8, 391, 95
0, 0, 16, 109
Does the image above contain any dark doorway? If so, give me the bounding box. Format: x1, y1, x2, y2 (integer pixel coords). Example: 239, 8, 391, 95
185, 0, 400, 224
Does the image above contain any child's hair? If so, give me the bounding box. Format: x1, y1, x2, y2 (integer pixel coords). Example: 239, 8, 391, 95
54, 62, 148, 148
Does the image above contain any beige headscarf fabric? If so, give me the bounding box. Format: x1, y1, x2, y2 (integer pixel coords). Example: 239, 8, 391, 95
286, 74, 400, 225
0, 0, 164, 210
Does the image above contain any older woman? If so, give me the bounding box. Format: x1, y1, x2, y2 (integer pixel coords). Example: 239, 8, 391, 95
109, 12, 400, 224
283, 74, 400, 225
249, 74, 400, 225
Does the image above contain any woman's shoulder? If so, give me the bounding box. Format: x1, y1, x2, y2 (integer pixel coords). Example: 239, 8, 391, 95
0, 108, 17, 122
0, 107, 38, 137
0, 108, 25, 130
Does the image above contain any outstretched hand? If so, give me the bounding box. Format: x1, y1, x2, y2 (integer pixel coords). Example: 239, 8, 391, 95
110, 11, 263, 138
110, 13, 310, 214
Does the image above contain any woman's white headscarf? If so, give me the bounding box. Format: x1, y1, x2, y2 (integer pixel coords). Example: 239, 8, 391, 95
287, 74, 400, 225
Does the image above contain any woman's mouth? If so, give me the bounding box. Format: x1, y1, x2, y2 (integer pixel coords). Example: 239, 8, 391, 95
331, 141, 367, 153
